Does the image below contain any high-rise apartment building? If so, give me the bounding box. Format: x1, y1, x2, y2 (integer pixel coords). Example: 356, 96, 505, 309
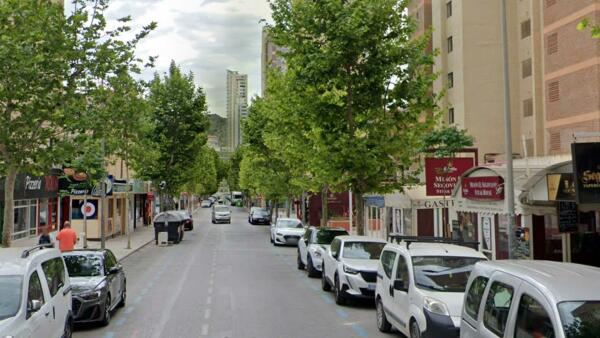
226, 70, 248, 150
261, 27, 286, 96
412, 0, 600, 159
543, 0, 600, 154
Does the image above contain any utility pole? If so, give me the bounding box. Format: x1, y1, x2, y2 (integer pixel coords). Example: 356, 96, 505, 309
100, 138, 106, 249
501, 0, 515, 259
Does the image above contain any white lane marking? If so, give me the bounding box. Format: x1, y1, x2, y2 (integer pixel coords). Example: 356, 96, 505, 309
210, 272, 215, 279
208, 287, 213, 294
206, 296, 212, 305
204, 309, 211, 319
201, 324, 209, 336
209, 279, 214, 285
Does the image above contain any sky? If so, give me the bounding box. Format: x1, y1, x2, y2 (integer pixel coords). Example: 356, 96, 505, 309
66, 0, 272, 117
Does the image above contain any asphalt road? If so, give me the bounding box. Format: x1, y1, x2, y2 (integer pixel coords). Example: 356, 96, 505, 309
74, 207, 399, 338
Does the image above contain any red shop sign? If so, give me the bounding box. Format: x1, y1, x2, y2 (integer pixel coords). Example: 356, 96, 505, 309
425, 158, 474, 196
461, 176, 504, 201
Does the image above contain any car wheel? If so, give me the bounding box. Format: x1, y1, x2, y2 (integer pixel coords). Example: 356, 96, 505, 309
297, 251, 305, 270
270, 235, 274, 244
410, 319, 421, 338
62, 316, 73, 338
118, 282, 126, 308
307, 256, 319, 278
334, 274, 346, 305
376, 298, 392, 332
101, 294, 111, 326
321, 266, 331, 291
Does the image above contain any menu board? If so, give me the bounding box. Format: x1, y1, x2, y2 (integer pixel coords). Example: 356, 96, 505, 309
558, 201, 578, 233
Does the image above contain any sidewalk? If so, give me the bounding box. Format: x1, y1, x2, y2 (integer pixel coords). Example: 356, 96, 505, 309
12, 225, 155, 261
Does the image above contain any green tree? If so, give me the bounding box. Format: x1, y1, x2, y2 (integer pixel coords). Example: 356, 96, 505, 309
268, 0, 439, 233
140, 61, 209, 210
0, 0, 154, 246
420, 125, 474, 158
183, 146, 219, 197
577, 18, 600, 39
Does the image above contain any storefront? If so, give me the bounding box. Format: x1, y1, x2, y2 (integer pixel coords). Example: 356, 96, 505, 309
0, 174, 59, 241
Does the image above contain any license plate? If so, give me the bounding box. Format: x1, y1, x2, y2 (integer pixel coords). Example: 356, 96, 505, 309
368, 283, 376, 290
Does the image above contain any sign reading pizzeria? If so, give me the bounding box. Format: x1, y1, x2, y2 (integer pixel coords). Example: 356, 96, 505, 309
425, 158, 474, 196
572, 142, 600, 204
461, 176, 504, 201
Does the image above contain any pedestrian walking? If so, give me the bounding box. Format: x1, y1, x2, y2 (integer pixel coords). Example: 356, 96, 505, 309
56, 221, 77, 252
38, 225, 52, 246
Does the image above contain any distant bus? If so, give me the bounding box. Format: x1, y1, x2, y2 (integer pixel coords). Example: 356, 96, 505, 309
231, 191, 243, 204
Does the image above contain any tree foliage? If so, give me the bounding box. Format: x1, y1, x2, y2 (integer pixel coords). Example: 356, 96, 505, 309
420, 125, 474, 158
0, 0, 155, 246
577, 18, 600, 39
138, 61, 210, 204
252, 0, 440, 233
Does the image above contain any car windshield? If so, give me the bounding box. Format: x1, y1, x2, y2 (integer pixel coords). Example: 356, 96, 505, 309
215, 207, 229, 212
342, 242, 386, 260
63, 254, 104, 277
315, 230, 349, 244
559, 301, 600, 337
412, 256, 484, 292
254, 211, 269, 217
277, 220, 302, 228
0, 276, 22, 321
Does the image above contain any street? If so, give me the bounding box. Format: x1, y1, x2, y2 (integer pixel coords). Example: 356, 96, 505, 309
75, 207, 396, 338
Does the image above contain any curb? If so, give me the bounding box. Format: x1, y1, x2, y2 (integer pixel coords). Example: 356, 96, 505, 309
117, 237, 155, 262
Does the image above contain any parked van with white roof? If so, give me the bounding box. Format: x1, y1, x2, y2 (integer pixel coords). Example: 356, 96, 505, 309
461, 260, 600, 338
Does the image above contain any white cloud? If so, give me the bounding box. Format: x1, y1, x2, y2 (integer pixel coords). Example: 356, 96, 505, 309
65, 0, 272, 116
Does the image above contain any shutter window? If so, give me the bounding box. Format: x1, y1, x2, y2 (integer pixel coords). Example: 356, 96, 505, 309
547, 33, 558, 55
548, 81, 559, 102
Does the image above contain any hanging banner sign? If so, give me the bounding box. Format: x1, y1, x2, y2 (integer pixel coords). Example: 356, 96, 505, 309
572, 142, 600, 204
461, 176, 504, 201
425, 158, 474, 196
547, 173, 576, 201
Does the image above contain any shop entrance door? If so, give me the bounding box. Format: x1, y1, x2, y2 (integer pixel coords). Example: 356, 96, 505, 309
417, 209, 434, 236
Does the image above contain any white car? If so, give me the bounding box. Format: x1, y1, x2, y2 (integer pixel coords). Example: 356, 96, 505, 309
297, 227, 348, 277
212, 205, 231, 224
0, 245, 73, 338
270, 218, 304, 246
375, 238, 486, 338
461, 260, 600, 338
321, 236, 387, 305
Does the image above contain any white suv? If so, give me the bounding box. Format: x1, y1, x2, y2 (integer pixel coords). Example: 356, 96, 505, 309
321, 236, 387, 305
297, 227, 348, 277
270, 218, 305, 246
375, 238, 486, 338
0, 245, 73, 338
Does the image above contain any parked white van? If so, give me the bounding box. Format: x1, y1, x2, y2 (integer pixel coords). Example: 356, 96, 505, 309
461, 260, 600, 338
376, 236, 486, 338
0, 245, 73, 338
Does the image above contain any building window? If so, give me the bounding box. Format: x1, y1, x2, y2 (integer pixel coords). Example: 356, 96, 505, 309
525, 138, 534, 157
448, 108, 455, 124
521, 19, 531, 39
547, 33, 558, 55
447, 36, 453, 53
446, 1, 452, 17
522, 98, 533, 117
448, 72, 454, 88
548, 81, 560, 102
522, 58, 532, 78
550, 131, 561, 151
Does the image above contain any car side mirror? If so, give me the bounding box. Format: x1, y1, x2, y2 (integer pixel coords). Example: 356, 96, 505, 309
393, 279, 407, 292
28, 299, 42, 314
109, 266, 120, 275
332, 252, 339, 260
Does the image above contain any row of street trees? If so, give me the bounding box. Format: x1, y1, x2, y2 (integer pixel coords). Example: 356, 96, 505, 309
0, 0, 219, 246
239, 0, 441, 233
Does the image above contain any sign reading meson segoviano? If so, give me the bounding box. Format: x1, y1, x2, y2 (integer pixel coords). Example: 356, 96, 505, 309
572, 142, 600, 204
425, 158, 474, 196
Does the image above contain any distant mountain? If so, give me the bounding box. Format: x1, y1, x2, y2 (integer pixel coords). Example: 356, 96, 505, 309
207, 113, 227, 147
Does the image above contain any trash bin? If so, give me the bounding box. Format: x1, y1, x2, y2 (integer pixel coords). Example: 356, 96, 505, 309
153, 211, 185, 244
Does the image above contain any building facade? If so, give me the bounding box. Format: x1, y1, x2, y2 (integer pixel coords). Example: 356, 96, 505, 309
261, 27, 287, 96
226, 70, 248, 150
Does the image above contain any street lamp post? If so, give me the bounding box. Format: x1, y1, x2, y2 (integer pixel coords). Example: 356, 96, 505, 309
501, 0, 515, 259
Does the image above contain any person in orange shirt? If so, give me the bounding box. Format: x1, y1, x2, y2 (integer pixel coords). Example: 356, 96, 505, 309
56, 221, 77, 252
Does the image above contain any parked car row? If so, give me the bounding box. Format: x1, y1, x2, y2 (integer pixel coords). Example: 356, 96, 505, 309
272, 227, 600, 338
0, 245, 127, 338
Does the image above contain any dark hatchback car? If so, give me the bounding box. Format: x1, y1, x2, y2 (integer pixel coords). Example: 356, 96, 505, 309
63, 250, 126, 326
176, 210, 194, 231
249, 209, 270, 225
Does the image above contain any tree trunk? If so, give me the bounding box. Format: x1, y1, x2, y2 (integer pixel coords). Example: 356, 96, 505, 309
355, 192, 365, 236
320, 186, 328, 227
286, 196, 291, 217
274, 199, 279, 223
2, 167, 18, 247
